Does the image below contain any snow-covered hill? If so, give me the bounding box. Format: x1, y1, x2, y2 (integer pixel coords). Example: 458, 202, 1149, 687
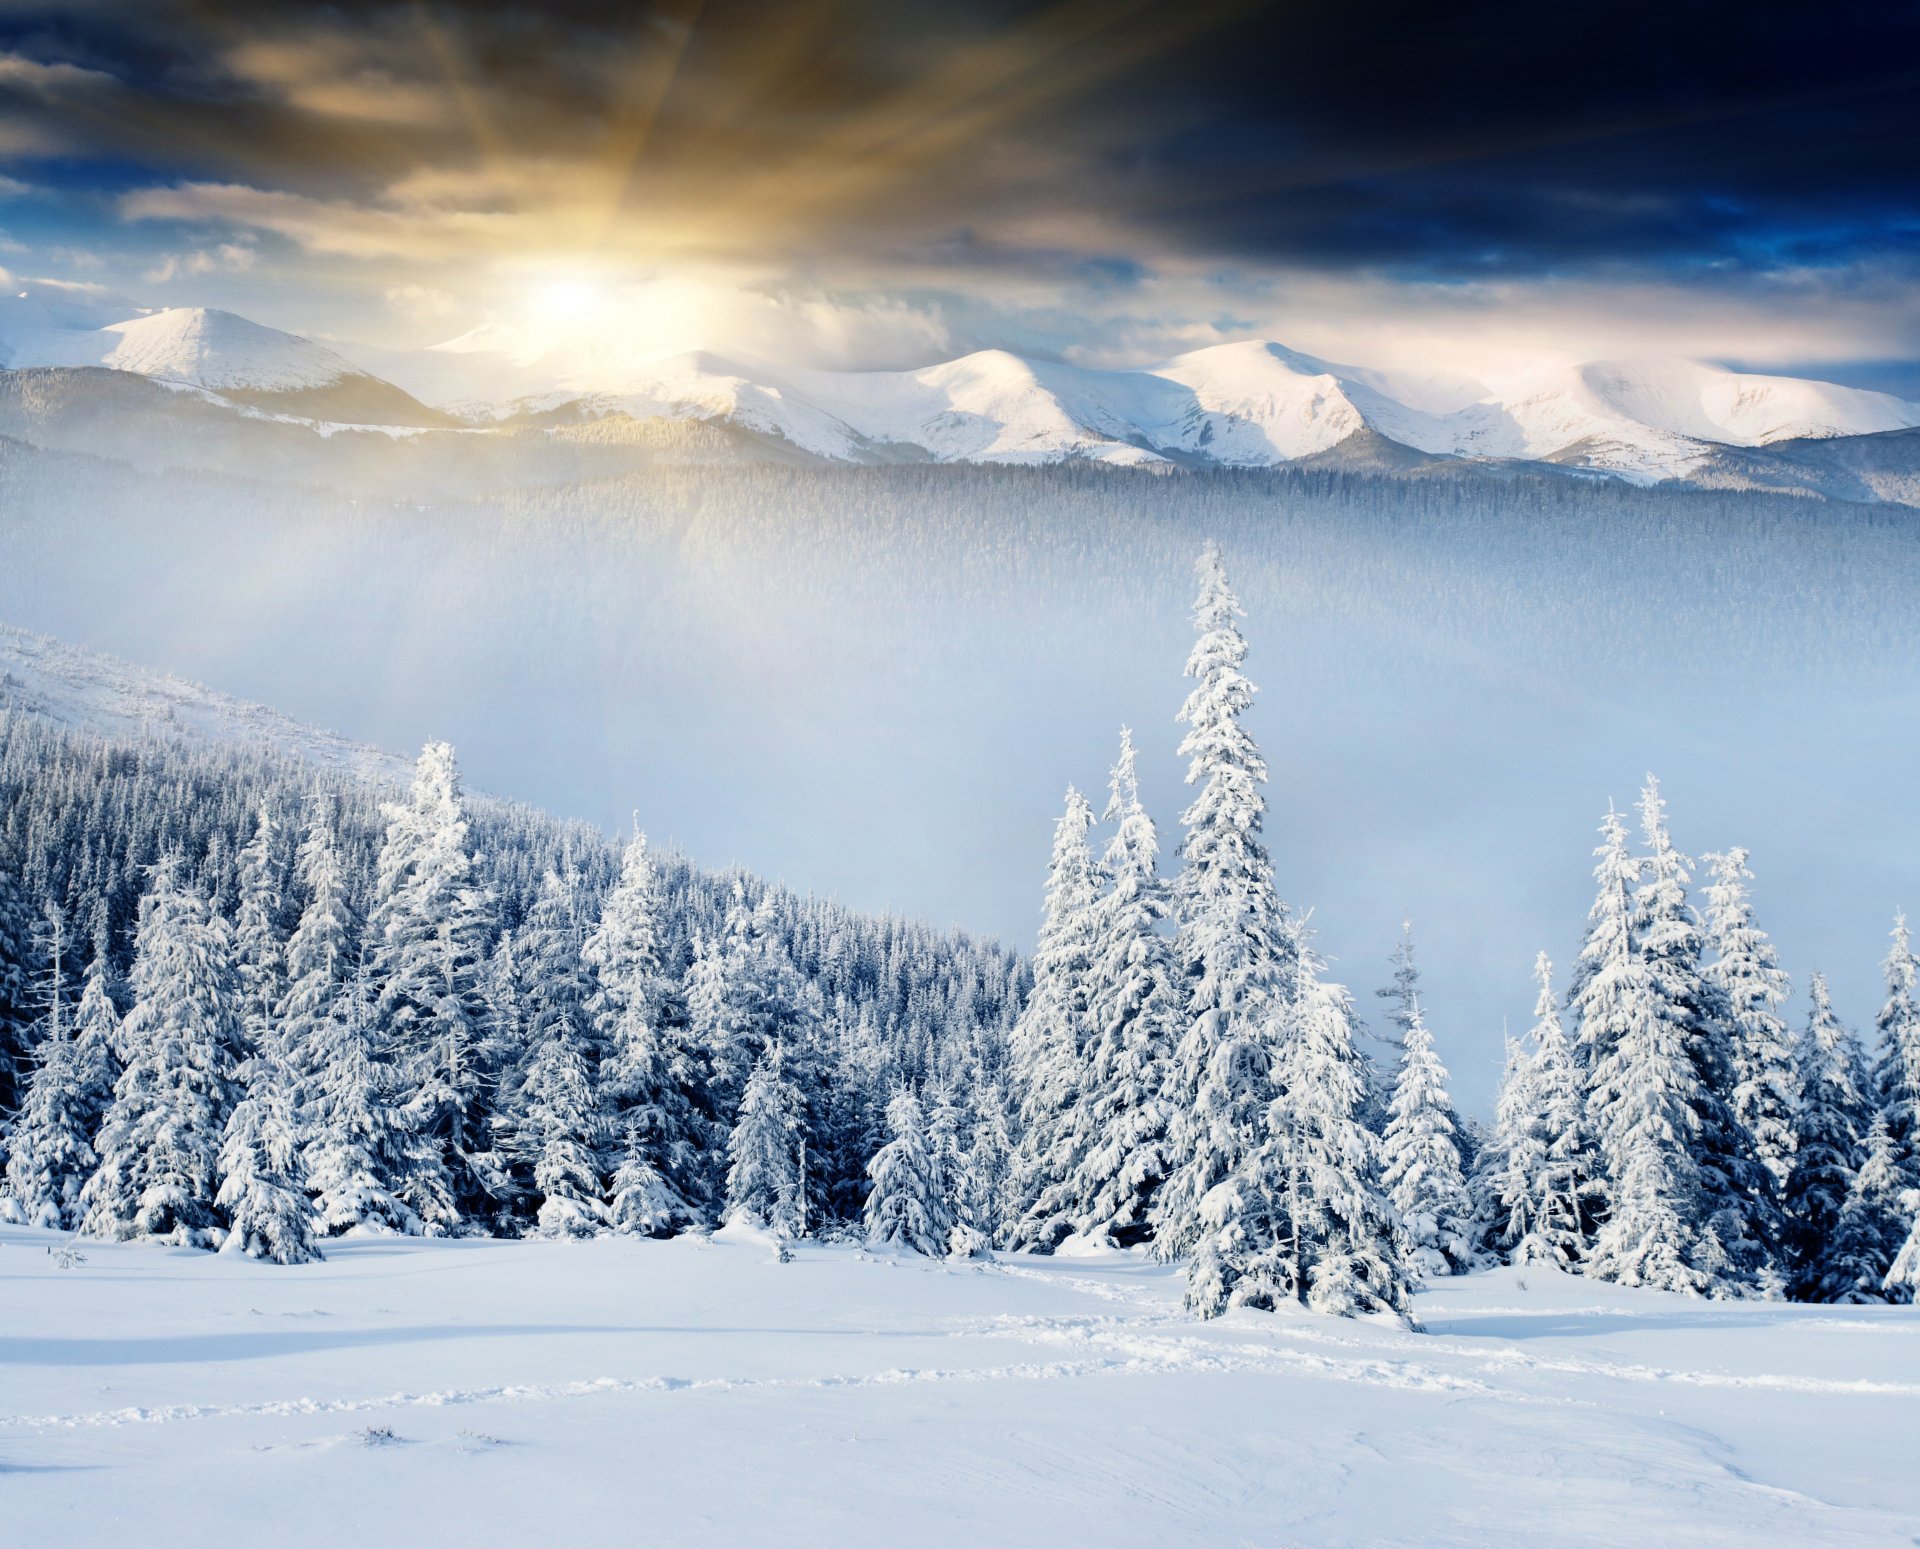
395, 330, 1920, 481
0, 289, 446, 425
0, 622, 404, 782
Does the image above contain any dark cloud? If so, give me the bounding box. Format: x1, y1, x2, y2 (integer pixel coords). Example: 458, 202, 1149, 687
0, 0, 1914, 288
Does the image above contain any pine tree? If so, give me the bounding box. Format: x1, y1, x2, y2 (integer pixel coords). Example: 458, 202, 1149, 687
1479, 953, 1599, 1268
1156, 544, 1293, 1260
1827, 1117, 1910, 1303
1188, 948, 1409, 1320
1784, 973, 1872, 1300
4, 903, 95, 1228
233, 802, 287, 1059
79, 855, 239, 1248
517, 1022, 608, 1239
1700, 849, 1798, 1192
217, 1052, 323, 1264
302, 967, 423, 1236
584, 827, 703, 1233
725, 1044, 806, 1238
1874, 914, 1920, 1200
1570, 804, 1641, 1085
1380, 997, 1474, 1276
279, 797, 358, 1097
1632, 781, 1779, 1290
0, 847, 33, 1119
367, 741, 497, 1228
1053, 730, 1179, 1247
864, 1088, 950, 1255
1006, 786, 1102, 1250
1887, 1196, 1920, 1299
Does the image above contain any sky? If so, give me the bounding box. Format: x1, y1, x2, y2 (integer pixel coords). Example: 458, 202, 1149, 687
0, 0, 1917, 382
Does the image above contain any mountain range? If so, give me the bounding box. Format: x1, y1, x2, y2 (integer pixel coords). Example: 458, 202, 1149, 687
5, 282, 1920, 497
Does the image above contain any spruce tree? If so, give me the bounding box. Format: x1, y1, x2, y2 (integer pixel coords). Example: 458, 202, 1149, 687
4, 903, 95, 1228
1631, 780, 1777, 1288
1006, 786, 1101, 1251
233, 802, 287, 1059
217, 1051, 323, 1264
1784, 973, 1872, 1300
1055, 730, 1179, 1247
1874, 914, 1920, 1199
1188, 948, 1408, 1320
279, 797, 358, 1098
584, 827, 703, 1233
0, 847, 33, 1118
1480, 953, 1599, 1268
724, 1044, 806, 1238
302, 967, 422, 1236
1156, 544, 1292, 1260
864, 1087, 950, 1255
1886, 1196, 1920, 1299
1828, 1117, 1910, 1303
1700, 849, 1798, 1193
1380, 996, 1474, 1276
79, 855, 239, 1248
367, 741, 497, 1228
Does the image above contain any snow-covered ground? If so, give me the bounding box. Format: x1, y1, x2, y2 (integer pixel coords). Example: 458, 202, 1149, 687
4, 1224, 1914, 1547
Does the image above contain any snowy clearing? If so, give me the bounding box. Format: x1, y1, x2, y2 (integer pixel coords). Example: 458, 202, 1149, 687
3, 1225, 1915, 1547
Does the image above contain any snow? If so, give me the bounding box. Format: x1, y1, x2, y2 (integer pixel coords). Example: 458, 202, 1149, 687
0, 623, 405, 782
3, 1225, 1915, 1545
0, 297, 362, 393
351, 324, 1920, 478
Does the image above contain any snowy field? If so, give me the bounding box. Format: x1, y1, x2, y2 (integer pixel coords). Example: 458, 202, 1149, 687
4, 1225, 1916, 1548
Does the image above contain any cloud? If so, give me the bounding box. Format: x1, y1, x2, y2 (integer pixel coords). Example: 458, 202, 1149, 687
0, 173, 33, 198
141, 240, 258, 284
384, 283, 456, 320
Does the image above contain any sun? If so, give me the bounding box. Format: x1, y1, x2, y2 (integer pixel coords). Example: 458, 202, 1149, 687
530, 275, 606, 322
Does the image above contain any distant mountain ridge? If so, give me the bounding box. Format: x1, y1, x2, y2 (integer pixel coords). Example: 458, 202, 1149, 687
3, 284, 1917, 491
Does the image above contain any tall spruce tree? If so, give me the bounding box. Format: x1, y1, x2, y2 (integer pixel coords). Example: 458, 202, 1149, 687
217, 1051, 322, 1264
1155, 544, 1292, 1261
1380, 996, 1474, 1276
1188, 947, 1409, 1320
279, 797, 358, 1098
233, 802, 287, 1059
4, 903, 95, 1228
1700, 849, 1798, 1193
1054, 730, 1179, 1246
79, 855, 239, 1248
864, 1087, 950, 1255
1007, 786, 1102, 1250
725, 1043, 806, 1238
302, 967, 423, 1236
585, 827, 704, 1234
1784, 973, 1872, 1300
1828, 1116, 1910, 1303
1875, 915, 1920, 1199
367, 741, 497, 1229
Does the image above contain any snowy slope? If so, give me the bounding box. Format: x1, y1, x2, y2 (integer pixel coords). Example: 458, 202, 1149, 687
1, 298, 358, 392
4, 1226, 1917, 1547
412, 331, 1920, 479
0, 622, 404, 781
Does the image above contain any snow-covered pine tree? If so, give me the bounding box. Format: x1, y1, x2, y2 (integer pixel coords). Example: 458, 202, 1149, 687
68, 912, 121, 1137
1887, 1192, 1920, 1299
367, 741, 497, 1228
1380, 995, 1474, 1276
0, 844, 33, 1118
724, 1043, 806, 1238
1155, 544, 1293, 1261
302, 966, 422, 1236
958, 1066, 1015, 1244
1700, 849, 1798, 1193
279, 797, 358, 1099
1049, 729, 1179, 1247
3, 902, 95, 1228
1784, 973, 1872, 1300
864, 1087, 950, 1255
79, 854, 240, 1248
233, 801, 287, 1059
505, 867, 608, 1238
1827, 1116, 1911, 1303
1607, 779, 1779, 1292
585, 827, 704, 1235
1874, 914, 1920, 1201
1006, 786, 1102, 1251
217, 1051, 322, 1264
1570, 804, 1641, 1084
1188, 945, 1409, 1320
1480, 953, 1600, 1268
